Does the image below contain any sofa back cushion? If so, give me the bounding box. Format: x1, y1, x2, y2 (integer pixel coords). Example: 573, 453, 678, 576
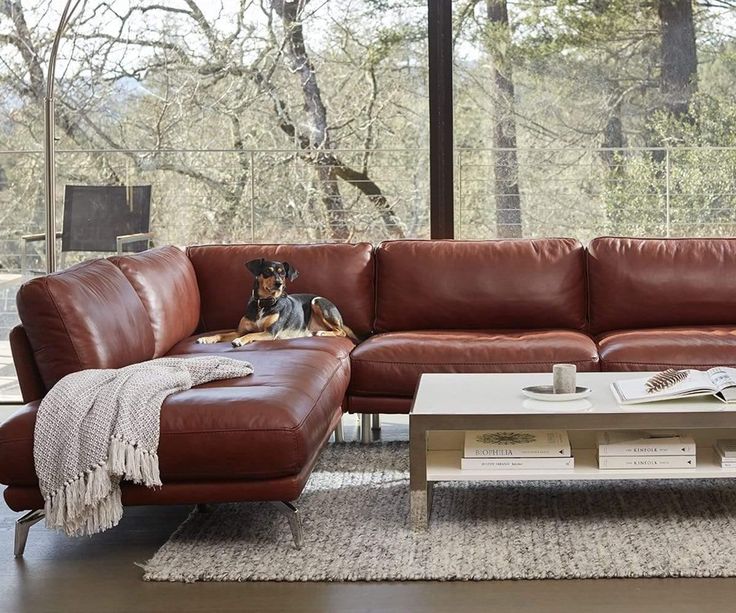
588, 237, 736, 334
374, 238, 587, 332
110, 246, 200, 357
187, 243, 375, 337
16, 259, 155, 389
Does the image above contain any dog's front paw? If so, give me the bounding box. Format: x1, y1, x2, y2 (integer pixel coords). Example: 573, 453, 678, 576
197, 336, 219, 344
232, 338, 244, 347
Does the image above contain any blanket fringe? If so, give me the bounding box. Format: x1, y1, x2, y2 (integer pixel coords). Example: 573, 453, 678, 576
44, 462, 121, 536
44, 436, 161, 537
108, 435, 162, 486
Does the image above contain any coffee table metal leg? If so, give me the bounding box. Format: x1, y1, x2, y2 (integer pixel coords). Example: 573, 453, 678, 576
409, 419, 431, 530
361, 414, 372, 444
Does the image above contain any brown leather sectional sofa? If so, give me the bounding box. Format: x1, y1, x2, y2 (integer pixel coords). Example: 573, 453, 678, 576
2, 237, 736, 524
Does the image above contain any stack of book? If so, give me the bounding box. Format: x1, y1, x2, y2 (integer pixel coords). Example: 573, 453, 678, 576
597, 431, 696, 469
714, 439, 736, 469
462, 430, 574, 471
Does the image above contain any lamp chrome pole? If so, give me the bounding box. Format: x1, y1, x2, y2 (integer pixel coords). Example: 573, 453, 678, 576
43, 0, 81, 273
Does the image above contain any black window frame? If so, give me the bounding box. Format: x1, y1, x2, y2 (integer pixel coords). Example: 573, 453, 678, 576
428, 0, 454, 239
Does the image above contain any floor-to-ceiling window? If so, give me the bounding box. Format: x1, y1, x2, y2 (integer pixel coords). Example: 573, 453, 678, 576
3, 1, 736, 400
0, 151, 44, 402
0, 0, 429, 401
452, 0, 736, 240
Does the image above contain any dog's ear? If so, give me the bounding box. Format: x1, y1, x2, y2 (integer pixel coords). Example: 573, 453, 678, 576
245, 258, 264, 276
283, 262, 299, 281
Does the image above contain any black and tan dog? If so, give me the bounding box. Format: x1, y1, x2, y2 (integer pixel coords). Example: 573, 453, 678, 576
196, 259, 357, 347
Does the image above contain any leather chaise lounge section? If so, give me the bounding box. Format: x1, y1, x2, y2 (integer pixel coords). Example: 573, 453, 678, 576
0, 244, 369, 512
3, 237, 736, 515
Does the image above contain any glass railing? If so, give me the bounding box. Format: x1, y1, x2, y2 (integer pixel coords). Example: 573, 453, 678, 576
2, 144, 735, 401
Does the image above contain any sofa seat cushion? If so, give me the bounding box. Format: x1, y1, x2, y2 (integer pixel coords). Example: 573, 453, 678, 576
156, 347, 350, 481
167, 333, 354, 361
597, 327, 736, 371
0, 346, 350, 487
349, 329, 599, 398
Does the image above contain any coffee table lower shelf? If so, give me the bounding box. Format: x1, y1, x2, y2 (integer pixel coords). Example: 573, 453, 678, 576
427, 448, 733, 481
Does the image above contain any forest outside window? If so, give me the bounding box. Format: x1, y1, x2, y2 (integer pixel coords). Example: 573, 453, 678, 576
452, 0, 734, 240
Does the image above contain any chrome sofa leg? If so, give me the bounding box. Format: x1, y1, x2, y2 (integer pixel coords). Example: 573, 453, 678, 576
372, 413, 381, 430
361, 413, 372, 444
14, 510, 44, 558
333, 416, 345, 443
271, 501, 304, 550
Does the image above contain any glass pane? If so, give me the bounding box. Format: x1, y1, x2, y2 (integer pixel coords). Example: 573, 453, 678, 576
1, 1, 430, 398
453, 0, 736, 239
0, 152, 45, 402
49, 0, 429, 256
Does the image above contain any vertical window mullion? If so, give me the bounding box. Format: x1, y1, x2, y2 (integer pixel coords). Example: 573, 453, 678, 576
428, 0, 454, 239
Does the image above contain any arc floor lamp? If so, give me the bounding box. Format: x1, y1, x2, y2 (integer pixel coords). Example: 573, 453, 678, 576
43, 0, 81, 273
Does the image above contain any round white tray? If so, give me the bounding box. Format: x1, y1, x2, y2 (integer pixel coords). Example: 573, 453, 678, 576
522, 399, 593, 412
521, 385, 592, 402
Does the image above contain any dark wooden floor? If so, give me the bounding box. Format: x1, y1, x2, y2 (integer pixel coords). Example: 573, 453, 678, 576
2, 414, 736, 613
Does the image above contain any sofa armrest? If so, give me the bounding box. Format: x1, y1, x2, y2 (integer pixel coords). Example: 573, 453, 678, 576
0, 400, 41, 488
9, 326, 45, 403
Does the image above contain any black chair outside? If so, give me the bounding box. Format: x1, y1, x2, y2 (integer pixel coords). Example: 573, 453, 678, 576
22, 185, 153, 273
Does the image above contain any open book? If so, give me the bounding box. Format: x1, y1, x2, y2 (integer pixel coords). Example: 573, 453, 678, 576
612, 368, 736, 405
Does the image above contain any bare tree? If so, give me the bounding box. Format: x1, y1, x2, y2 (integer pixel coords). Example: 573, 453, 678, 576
0, 0, 124, 180
486, 0, 521, 238
659, 0, 698, 118
1, 0, 410, 242
105, 0, 407, 240
266, 0, 405, 239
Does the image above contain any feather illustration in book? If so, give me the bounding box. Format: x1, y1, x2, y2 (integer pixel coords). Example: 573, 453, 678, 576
645, 369, 689, 393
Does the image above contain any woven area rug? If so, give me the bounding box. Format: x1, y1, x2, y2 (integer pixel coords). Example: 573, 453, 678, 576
143, 442, 736, 582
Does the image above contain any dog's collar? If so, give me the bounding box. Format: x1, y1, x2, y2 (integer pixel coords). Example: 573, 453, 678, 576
251, 292, 283, 309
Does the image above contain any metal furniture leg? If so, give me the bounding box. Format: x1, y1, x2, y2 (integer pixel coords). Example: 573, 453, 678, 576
14, 510, 44, 558
372, 413, 381, 430
333, 416, 345, 443
409, 418, 431, 530
270, 501, 304, 549
361, 413, 372, 444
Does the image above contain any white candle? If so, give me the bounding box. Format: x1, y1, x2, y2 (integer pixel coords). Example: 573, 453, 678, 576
553, 364, 576, 394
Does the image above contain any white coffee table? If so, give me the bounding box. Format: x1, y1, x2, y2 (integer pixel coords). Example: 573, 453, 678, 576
409, 372, 736, 529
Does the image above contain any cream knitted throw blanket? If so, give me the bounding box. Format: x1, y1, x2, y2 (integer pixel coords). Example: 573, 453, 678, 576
34, 356, 253, 537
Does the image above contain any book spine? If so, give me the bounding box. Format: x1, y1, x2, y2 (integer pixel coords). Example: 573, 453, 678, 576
598, 455, 696, 469
464, 447, 571, 458
461, 457, 574, 470
598, 442, 696, 456
720, 461, 736, 469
